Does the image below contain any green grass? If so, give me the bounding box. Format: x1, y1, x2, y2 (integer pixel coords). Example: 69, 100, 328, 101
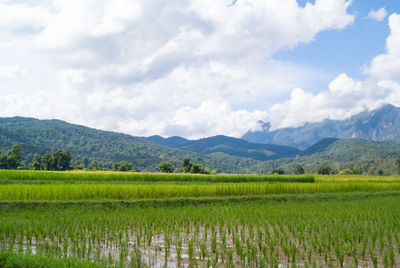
316, 174, 400, 182
0, 169, 315, 183
0, 250, 108, 268
1, 182, 400, 200
1, 191, 400, 209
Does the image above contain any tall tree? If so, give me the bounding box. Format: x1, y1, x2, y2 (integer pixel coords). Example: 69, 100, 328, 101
52, 150, 71, 171
41, 153, 53, 170
5, 144, 23, 169
0, 153, 7, 169
31, 154, 42, 170
182, 158, 192, 173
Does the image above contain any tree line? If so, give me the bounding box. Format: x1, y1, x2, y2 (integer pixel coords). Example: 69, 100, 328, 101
0, 144, 138, 172
2, 143, 400, 175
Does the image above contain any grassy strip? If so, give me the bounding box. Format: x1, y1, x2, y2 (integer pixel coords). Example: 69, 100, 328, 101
1, 181, 400, 201
0, 169, 314, 183
0, 250, 108, 268
0, 179, 246, 185
2, 191, 400, 209
316, 174, 400, 182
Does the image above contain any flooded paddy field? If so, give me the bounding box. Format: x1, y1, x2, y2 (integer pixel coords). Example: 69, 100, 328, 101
2, 194, 400, 267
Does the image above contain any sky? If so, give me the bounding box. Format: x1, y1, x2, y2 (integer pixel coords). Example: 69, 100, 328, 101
0, 0, 400, 139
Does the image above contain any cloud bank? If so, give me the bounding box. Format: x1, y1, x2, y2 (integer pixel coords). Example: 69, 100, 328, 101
2, 0, 393, 139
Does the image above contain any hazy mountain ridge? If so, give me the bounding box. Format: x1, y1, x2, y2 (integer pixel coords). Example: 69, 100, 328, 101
144, 135, 302, 161
242, 104, 400, 149
145, 134, 400, 174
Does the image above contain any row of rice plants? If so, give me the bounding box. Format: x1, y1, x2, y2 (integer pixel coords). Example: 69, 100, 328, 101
0, 250, 108, 268
1, 182, 400, 200
1, 195, 400, 267
0, 169, 315, 183
316, 174, 400, 182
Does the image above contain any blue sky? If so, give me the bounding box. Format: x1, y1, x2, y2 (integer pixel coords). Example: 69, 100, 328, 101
0, 0, 399, 139
276, 0, 399, 92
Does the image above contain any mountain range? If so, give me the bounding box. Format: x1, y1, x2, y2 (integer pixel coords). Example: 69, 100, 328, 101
0, 104, 399, 174
144, 135, 303, 161
242, 104, 400, 149
144, 135, 340, 161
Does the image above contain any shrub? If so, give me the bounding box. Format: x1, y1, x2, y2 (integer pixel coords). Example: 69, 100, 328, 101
294, 164, 305, 175
270, 168, 285, 175
112, 161, 134, 172
339, 168, 354, 175
190, 163, 210, 174
158, 162, 175, 173
318, 165, 335, 175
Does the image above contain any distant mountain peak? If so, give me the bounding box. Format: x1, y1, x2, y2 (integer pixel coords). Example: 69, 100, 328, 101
243, 104, 400, 149
256, 120, 271, 132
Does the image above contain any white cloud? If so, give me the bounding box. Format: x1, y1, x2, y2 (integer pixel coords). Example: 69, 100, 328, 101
265, 13, 400, 130
267, 76, 386, 129
367, 7, 387, 22
0, 0, 355, 138
366, 14, 400, 80
0, 2, 53, 33
165, 100, 267, 138
0, 65, 27, 80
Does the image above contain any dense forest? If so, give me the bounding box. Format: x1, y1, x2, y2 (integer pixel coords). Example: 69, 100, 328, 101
0, 117, 258, 173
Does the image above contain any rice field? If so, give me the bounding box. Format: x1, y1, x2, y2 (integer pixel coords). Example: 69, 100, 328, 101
316, 174, 400, 182
2, 196, 400, 267
0, 170, 315, 183
1, 170, 400, 267
1, 181, 400, 201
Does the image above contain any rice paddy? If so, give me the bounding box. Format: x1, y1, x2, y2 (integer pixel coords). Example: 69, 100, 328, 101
2, 181, 400, 201
0, 170, 315, 183
1, 170, 400, 267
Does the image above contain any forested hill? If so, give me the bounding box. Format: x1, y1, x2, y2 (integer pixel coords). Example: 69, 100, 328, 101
1, 117, 400, 174
0, 117, 258, 173
250, 138, 400, 174
242, 104, 400, 149
144, 135, 302, 161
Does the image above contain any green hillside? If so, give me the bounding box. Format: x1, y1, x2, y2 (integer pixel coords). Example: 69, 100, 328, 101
250, 138, 400, 174
0, 117, 258, 173
1, 117, 400, 174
